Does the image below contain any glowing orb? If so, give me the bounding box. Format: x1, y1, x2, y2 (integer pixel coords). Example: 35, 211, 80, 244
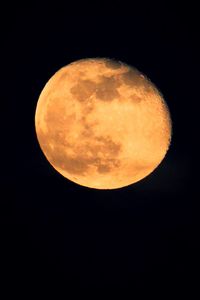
35, 58, 171, 189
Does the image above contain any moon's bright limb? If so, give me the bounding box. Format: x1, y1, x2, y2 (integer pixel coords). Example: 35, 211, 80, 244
35, 58, 172, 189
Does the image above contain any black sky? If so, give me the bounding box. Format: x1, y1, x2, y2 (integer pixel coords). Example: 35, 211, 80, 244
1, 1, 199, 294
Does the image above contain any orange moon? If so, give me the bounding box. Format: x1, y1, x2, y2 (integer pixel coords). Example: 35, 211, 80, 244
35, 58, 171, 189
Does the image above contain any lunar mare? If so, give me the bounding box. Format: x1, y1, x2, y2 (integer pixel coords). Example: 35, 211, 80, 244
35, 58, 171, 189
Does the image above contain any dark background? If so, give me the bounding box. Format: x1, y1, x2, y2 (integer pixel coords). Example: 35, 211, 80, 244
1, 1, 199, 294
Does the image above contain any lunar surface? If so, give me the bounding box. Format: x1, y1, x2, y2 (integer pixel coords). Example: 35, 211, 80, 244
35, 58, 171, 189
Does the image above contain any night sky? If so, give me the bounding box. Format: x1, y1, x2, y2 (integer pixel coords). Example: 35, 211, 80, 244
2, 2, 199, 294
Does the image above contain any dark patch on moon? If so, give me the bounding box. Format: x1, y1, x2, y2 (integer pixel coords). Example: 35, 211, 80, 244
38, 132, 90, 175
121, 69, 143, 87
70, 79, 96, 102
51, 146, 90, 175
39, 126, 122, 176
143, 81, 154, 93
97, 164, 111, 173
122, 69, 154, 94
70, 75, 122, 103
104, 59, 122, 70
95, 76, 121, 101
94, 135, 121, 155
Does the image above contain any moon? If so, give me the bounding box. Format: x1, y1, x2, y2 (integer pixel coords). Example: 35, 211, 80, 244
35, 58, 171, 189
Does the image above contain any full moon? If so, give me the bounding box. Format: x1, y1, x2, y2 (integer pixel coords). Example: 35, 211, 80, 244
35, 58, 171, 189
